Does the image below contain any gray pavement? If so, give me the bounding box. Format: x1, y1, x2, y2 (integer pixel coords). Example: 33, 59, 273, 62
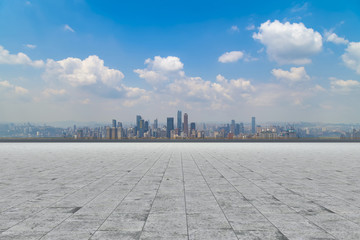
0, 142, 360, 239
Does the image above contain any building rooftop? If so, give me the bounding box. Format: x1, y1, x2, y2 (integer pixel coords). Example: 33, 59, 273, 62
0, 142, 360, 239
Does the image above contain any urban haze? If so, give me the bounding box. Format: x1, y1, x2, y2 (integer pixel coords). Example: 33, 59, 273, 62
1, 1, 360, 240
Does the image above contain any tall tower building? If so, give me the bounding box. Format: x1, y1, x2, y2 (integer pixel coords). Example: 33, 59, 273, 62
190, 122, 196, 132
112, 119, 117, 128
230, 120, 235, 133
240, 122, 245, 134
135, 115, 141, 136
183, 113, 188, 137
166, 117, 174, 138
144, 121, 149, 132
154, 119, 158, 129
177, 110, 182, 134
251, 117, 256, 134
139, 119, 144, 138
136, 115, 141, 131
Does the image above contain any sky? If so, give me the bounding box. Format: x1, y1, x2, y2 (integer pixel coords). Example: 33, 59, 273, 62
1, 0, 360, 124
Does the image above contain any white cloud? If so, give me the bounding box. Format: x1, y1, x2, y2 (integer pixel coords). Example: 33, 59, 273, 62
330, 77, 360, 91
44, 55, 124, 87
246, 24, 255, 31
218, 51, 244, 63
0, 80, 13, 88
230, 25, 239, 32
146, 56, 183, 72
81, 98, 90, 104
0, 45, 44, 67
134, 56, 184, 85
326, 32, 349, 45
291, 2, 308, 13
14, 86, 29, 94
271, 67, 310, 83
253, 20, 322, 65
168, 74, 254, 106
64, 24, 75, 33
25, 44, 37, 49
311, 84, 326, 92
42, 88, 67, 97
0, 80, 29, 94
342, 42, 360, 74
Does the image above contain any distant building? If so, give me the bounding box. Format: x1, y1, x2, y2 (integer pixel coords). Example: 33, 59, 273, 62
251, 117, 256, 134
177, 110, 182, 134
136, 115, 141, 132
166, 117, 174, 138
190, 122, 196, 132
239, 122, 244, 134
112, 119, 117, 128
154, 119, 158, 130
144, 121, 149, 132
230, 120, 235, 134
235, 123, 240, 136
139, 119, 144, 138
184, 113, 188, 137
106, 127, 112, 139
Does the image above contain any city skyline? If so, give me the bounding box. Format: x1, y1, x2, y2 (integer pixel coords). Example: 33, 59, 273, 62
3, 110, 360, 140
1, 1, 360, 123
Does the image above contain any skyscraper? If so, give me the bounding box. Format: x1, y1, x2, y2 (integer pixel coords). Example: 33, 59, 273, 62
112, 119, 116, 128
240, 122, 245, 133
144, 121, 149, 132
136, 115, 141, 129
252, 117, 256, 134
190, 122, 196, 132
177, 110, 182, 134
139, 119, 144, 138
167, 117, 174, 138
136, 115, 141, 134
154, 119, 158, 129
230, 120, 235, 133
183, 113, 188, 137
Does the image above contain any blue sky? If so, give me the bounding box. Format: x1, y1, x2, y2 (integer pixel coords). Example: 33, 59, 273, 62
1, 0, 360, 123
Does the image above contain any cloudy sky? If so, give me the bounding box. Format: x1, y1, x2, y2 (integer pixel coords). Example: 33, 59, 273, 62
1, 0, 360, 123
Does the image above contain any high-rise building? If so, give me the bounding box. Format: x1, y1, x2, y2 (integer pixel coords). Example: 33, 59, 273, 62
139, 119, 144, 138
190, 122, 196, 132
166, 117, 174, 138
240, 122, 244, 133
144, 121, 149, 132
112, 119, 117, 128
184, 113, 188, 137
106, 127, 112, 139
136, 115, 141, 131
252, 117, 256, 134
230, 120, 235, 133
154, 119, 158, 129
235, 123, 240, 136
177, 110, 182, 134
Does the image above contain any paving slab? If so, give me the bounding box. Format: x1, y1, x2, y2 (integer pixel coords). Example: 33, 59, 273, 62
0, 142, 360, 239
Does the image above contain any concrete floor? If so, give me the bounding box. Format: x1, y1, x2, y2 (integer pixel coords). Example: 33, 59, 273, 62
0, 143, 360, 240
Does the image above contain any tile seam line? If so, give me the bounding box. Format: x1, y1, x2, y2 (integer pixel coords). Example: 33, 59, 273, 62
38, 146, 166, 240
204, 151, 338, 240
196, 151, 290, 239
213, 150, 360, 229
89, 147, 168, 239
190, 152, 240, 240
0, 158, 140, 232
181, 152, 190, 240
0, 158, 130, 213
137, 151, 173, 240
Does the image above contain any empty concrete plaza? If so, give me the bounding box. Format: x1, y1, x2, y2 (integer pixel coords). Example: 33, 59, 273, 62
0, 143, 360, 239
